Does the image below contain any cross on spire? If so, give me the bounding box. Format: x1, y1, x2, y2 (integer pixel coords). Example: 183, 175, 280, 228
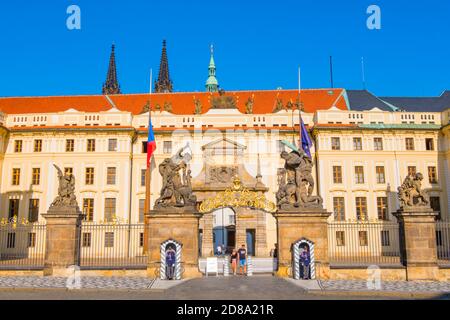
102, 44, 121, 95
155, 40, 173, 93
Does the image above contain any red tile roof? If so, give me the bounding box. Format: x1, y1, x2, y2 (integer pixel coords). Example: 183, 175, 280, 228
0, 89, 348, 115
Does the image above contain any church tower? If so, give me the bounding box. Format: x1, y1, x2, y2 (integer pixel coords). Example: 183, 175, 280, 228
206, 45, 219, 92
102, 44, 121, 95
154, 40, 173, 93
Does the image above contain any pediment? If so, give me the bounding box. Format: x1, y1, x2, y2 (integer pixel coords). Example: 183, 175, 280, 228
202, 138, 246, 151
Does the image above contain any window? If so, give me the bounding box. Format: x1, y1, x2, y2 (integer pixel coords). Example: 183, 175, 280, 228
32, 168, 40, 185
139, 233, 144, 247
428, 166, 437, 184
353, 137, 362, 150
407, 166, 416, 177
375, 166, 385, 184
85, 168, 94, 185
336, 231, 345, 246
34, 140, 42, 152
14, 140, 23, 153
28, 199, 39, 223
64, 167, 73, 176
108, 139, 118, 152
430, 197, 441, 220
87, 139, 96, 152
354, 166, 364, 184
139, 199, 145, 223
425, 138, 434, 151
331, 137, 340, 150
28, 233, 36, 248
104, 232, 114, 248
141, 169, 146, 187
374, 138, 383, 151
66, 139, 75, 152
229, 214, 236, 225
277, 140, 285, 153
359, 231, 368, 246
377, 197, 388, 220
7, 233, 16, 249
355, 197, 368, 220
12, 168, 20, 185
381, 230, 390, 247
142, 141, 148, 153
163, 141, 172, 154
104, 198, 116, 222
405, 138, 414, 151
332, 166, 342, 184
333, 197, 345, 221
83, 198, 94, 222
82, 233, 92, 247
8, 199, 19, 220
106, 167, 116, 185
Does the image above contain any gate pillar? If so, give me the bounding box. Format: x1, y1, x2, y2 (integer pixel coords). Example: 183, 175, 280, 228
273, 209, 331, 279
146, 207, 203, 279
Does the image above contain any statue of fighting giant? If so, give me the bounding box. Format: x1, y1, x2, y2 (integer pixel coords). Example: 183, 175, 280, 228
155, 144, 197, 208
50, 164, 78, 208
276, 143, 322, 210
398, 172, 430, 208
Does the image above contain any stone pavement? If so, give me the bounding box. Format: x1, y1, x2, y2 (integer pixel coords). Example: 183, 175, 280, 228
0, 276, 156, 290
318, 280, 450, 293
0, 276, 450, 299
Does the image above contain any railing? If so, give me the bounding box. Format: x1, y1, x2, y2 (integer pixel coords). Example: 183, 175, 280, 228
436, 221, 450, 265
0, 222, 46, 270
328, 221, 401, 267
79, 223, 147, 269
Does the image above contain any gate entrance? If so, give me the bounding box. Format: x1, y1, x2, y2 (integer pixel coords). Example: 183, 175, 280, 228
198, 176, 276, 257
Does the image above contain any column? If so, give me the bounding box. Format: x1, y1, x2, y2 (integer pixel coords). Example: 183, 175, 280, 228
42, 206, 83, 276
393, 207, 439, 281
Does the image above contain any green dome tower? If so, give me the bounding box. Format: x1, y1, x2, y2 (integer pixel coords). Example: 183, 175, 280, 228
205, 45, 219, 92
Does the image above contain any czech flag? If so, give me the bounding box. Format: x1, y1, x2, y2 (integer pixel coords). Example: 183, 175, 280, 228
147, 115, 156, 168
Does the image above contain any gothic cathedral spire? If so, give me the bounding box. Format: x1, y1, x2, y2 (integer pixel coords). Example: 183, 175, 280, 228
206, 45, 219, 92
155, 40, 173, 93
102, 44, 121, 95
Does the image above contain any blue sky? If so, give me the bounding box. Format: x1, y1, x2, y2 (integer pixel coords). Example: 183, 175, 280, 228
0, 0, 448, 97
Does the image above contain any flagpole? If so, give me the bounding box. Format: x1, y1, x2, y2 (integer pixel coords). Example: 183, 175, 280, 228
144, 69, 153, 254
298, 67, 303, 151
145, 69, 153, 215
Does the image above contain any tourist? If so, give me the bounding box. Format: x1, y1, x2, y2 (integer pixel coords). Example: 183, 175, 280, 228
299, 246, 310, 280
230, 249, 238, 275
238, 244, 247, 276
165, 247, 176, 280
217, 244, 222, 256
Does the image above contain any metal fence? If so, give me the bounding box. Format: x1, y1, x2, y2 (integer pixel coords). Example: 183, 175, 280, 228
436, 221, 450, 265
0, 222, 46, 270
79, 223, 147, 269
328, 221, 401, 267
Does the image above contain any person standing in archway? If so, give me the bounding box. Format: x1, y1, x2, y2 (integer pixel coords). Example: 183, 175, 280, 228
299, 246, 311, 280
238, 244, 247, 276
230, 249, 238, 275
165, 246, 176, 280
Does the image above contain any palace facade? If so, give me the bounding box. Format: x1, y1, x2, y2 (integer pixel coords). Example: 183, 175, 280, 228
0, 43, 449, 257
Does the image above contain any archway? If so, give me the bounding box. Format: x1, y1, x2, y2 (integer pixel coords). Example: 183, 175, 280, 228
212, 207, 236, 255
160, 239, 182, 280
292, 238, 316, 280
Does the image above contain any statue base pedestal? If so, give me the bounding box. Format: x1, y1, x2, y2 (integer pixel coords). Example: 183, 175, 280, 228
42, 206, 83, 276
145, 207, 203, 279
393, 207, 439, 281
273, 208, 331, 279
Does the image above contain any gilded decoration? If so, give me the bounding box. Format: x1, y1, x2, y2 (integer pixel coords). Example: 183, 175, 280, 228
199, 176, 276, 213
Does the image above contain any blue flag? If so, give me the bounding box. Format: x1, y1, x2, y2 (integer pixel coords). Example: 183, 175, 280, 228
301, 119, 313, 158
